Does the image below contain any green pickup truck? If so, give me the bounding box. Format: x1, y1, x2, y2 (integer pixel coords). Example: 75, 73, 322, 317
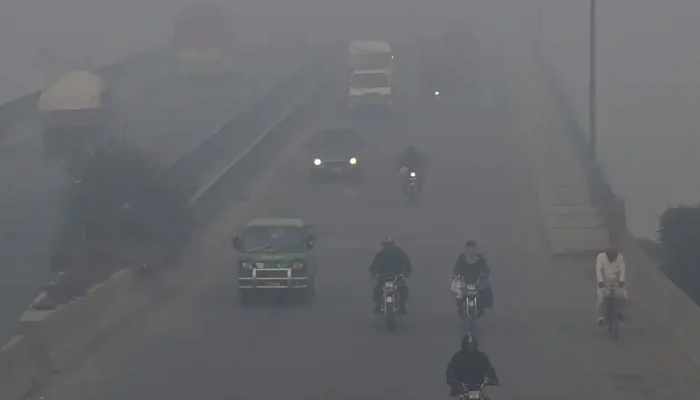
232, 218, 317, 304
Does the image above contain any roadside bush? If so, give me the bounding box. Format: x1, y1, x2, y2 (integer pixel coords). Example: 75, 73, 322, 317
41, 145, 195, 307
658, 205, 700, 304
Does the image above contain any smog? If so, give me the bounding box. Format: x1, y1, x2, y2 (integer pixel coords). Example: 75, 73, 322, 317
0, 0, 699, 399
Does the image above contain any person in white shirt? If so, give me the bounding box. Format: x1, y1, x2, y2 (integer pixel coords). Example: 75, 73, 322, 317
596, 246, 627, 325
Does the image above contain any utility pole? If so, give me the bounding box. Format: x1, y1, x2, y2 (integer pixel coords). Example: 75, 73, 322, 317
589, 0, 597, 159
536, 0, 542, 50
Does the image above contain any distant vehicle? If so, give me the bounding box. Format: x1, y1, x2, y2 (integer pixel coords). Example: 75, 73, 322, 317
172, 4, 235, 75
348, 69, 393, 112
37, 71, 114, 159
231, 218, 317, 304
348, 40, 393, 72
307, 128, 365, 182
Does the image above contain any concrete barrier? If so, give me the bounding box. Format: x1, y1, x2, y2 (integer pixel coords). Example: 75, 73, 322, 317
0, 50, 336, 400
0, 335, 49, 400
507, 50, 608, 255
535, 46, 700, 369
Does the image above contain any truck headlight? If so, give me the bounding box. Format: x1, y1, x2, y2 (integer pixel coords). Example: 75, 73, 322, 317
313, 158, 322, 166
291, 262, 304, 269
410, 172, 416, 177
349, 157, 357, 165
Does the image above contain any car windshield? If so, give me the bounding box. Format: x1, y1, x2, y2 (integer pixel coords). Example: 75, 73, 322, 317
313, 133, 361, 150
241, 226, 306, 252
350, 72, 389, 89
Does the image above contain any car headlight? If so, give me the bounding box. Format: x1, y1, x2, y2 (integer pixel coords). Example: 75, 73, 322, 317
349, 157, 357, 165
240, 262, 254, 269
313, 158, 322, 166
291, 262, 304, 269
410, 172, 416, 177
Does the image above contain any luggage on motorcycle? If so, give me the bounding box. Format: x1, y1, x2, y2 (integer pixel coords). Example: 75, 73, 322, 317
451, 277, 465, 295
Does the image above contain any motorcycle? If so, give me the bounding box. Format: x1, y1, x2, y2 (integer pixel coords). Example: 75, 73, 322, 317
600, 282, 623, 341
380, 274, 404, 331
406, 171, 419, 199
452, 276, 482, 331
449, 381, 497, 400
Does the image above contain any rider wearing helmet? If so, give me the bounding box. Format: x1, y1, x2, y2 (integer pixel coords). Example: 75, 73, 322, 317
453, 240, 492, 316
398, 145, 427, 194
446, 333, 499, 399
369, 235, 412, 314
596, 245, 627, 325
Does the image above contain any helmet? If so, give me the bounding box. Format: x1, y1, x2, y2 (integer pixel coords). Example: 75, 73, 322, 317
381, 234, 393, 245
461, 332, 478, 350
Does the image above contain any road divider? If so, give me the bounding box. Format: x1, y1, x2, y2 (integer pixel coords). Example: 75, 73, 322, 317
534, 44, 700, 370
0, 48, 339, 400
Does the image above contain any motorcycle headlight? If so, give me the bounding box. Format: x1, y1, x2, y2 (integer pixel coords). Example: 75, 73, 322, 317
240, 262, 254, 269
434, 91, 440, 96
313, 158, 322, 166
410, 172, 416, 177
349, 157, 357, 165
291, 262, 304, 269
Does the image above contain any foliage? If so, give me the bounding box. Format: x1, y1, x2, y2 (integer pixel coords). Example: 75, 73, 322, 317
51, 145, 194, 278
658, 205, 700, 304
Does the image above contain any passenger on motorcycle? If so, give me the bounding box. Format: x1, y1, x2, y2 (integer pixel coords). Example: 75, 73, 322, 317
453, 240, 492, 316
446, 333, 499, 399
596, 246, 627, 325
398, 145, 427, 194
370, 235, 412, 314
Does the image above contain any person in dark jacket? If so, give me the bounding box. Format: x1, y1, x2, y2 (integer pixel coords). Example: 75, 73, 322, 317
446, 333, 499, 399
370, 235, 412, 314
453, 240, 492, 316
398, 145, 427, 194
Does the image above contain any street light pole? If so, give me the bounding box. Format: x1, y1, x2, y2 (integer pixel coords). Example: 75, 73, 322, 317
589, 0, 597, 159
535, 0, 542, 50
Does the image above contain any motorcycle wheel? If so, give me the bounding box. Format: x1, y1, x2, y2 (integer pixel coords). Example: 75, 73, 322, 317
467, 303, 477, 331
385, 298, 395, 331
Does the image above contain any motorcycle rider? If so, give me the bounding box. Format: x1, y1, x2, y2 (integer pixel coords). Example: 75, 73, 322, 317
596, 245, 627, 325
398, 145, 428, 194
370, 235, 412, 314
453, 240, 492, 316
446, 333, 499, 399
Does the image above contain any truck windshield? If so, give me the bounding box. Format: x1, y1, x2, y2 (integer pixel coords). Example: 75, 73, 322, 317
242, 226, 306, 252
353, 53, 392, 69
350, 73, 389, 89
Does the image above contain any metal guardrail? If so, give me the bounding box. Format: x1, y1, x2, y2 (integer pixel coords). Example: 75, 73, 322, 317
534, 45, 627, 241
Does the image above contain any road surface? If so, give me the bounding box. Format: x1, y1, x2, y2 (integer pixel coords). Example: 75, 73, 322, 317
31, 43, 700, 399
0, 44, 312, 345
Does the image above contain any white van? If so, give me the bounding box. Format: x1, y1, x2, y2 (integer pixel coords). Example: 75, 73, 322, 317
348, 69, 393, 111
